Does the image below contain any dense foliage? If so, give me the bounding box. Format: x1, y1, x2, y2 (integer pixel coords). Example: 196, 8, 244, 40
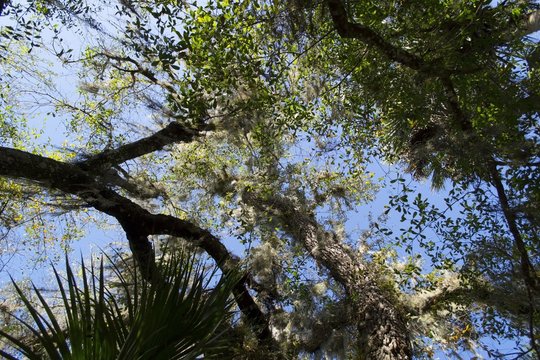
0, 0, 539, 358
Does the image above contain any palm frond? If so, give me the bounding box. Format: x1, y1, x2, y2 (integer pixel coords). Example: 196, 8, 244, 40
0, 249, 240, 359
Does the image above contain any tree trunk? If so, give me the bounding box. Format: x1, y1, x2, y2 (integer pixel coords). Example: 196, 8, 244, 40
243, 190, 412, 359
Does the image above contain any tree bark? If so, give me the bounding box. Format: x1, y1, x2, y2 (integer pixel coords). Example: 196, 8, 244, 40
243, 190, 412, 359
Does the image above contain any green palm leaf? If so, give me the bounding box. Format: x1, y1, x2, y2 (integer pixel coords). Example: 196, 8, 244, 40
0, 249, 239, 359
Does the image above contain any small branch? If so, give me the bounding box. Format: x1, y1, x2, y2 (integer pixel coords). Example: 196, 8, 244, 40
488, 161, 538, 291
96, 52, 178, 92
440, 77, 474, 132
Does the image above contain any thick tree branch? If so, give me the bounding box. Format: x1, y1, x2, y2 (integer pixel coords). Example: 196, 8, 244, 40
0, 146, 273, 346
325, 0, 440, 75
78, 122, 212, 170
440, 77, 473, 132
326, 0, 540, 75
438, 77, 539, 355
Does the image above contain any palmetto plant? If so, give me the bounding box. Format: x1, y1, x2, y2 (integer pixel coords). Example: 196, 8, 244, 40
0, 250, 240, 359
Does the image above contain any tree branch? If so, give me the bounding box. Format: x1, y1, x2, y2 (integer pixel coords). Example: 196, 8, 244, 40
78, 122, 212, 170
440, 77, 473, 132
438, 78, 537, 292
436, 76, 539, 355
326, 0, 540, 75
93, 52, 179, 92
0, 146, 273, 346
325, 0, 439, 75
488, 162, 538, 291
